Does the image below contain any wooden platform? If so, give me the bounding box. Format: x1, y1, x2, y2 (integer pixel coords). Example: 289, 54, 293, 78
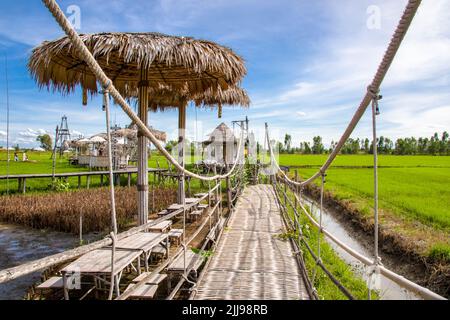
194, 185, 310, 300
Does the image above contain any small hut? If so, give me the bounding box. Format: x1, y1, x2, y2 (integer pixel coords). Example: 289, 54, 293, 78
203, 123, 238, 167
71, 127, 166, 169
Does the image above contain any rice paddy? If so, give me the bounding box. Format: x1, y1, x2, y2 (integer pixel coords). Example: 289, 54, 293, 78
278, 154, 450, 261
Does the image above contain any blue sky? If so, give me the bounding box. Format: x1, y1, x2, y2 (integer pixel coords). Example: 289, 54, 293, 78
0, 0, 449, 148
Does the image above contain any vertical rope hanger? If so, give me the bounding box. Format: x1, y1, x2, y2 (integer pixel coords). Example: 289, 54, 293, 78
368, 86, 382, 299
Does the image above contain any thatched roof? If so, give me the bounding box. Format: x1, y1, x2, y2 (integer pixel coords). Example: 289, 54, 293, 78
28, 33, 247, 101
203, 122, 237, 144
119, 125, 167, 142
146, 85, 251, 111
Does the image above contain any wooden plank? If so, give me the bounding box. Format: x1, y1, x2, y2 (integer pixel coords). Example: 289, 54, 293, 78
61, 248, 141, 275
124, 283, 158, 299
37, 276, 64, 289
167, 250, 202, 273
132, 272, 167, 285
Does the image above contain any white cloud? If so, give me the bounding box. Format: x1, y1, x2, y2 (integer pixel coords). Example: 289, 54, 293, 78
0, 130, 6, 137
296, 111, 307, 117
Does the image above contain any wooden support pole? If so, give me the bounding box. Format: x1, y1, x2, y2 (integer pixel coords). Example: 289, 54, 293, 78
137, 68, 149, 225
87, 176, 90, 189
100, 174, 104, 187
78, 176, 81, 189
127, 173, 131, 187
22, 178, 26, 194
294, 170, 298, 209
226, 176, 232, 213
177, 104, 186, 205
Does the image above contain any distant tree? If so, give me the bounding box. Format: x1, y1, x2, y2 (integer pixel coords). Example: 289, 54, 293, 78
276, 141, 284, 153
440, 131, 449, 154
284, 134, 292, 153
36, 134, 53, 151
164, 140, 178, 153
364, 138, 370, 153
312, 136, 325, 154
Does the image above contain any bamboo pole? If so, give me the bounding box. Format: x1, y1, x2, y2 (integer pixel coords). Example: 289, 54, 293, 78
177, 104, 186, 204
137, 68, 149, 225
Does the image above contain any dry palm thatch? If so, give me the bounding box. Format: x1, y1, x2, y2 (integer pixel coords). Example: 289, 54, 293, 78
145, 85, 251, 111
117, 126, 167, 142
28, 32, 247, 102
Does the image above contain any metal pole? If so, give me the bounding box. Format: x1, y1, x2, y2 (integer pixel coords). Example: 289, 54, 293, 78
5, 54, 10, 195
137, 68, 149, 225
52, 125, 59, 185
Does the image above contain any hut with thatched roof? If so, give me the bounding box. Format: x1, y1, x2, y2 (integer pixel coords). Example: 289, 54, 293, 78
203, 123, 238, 166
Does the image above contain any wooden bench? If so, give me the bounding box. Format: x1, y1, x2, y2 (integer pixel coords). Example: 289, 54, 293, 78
150, 245, 168, 264
168, 229, 183, 245
197, 204, 208, 213
188, 210, 202, 222
147, 220, 172, 233
132, 272, 167, 285
157, 210, 169, 218
124, 283, 158, 300
37, 276, 64, 290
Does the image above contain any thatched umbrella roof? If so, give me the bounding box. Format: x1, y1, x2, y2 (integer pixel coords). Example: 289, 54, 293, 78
115, 126, 167, 142
28, 32, 246, 102
145, 85, 250, 112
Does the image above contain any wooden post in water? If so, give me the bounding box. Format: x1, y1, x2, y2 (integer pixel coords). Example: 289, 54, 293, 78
137, 68, 149, 225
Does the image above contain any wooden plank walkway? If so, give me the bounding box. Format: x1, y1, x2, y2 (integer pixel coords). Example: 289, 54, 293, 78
195, 184, 310, 300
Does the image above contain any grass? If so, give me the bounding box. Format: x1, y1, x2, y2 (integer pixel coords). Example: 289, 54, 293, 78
277, 154, 450, 262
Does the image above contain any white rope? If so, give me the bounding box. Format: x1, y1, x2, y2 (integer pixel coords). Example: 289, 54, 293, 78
41, 0, 244, 183
264, 0, 422, 189
108, 232, 117, 300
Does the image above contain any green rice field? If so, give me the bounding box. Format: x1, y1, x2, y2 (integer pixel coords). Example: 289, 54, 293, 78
277, 154, 450, 261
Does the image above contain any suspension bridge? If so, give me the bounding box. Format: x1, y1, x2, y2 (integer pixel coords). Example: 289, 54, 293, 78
0, 0, 447, 300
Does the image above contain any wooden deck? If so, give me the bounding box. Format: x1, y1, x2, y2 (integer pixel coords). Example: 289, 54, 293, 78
194, 184, 310, 300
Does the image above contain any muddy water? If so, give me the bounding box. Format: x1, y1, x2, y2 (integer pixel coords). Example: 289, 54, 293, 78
0, 223, 99, 300
302, 196, 421, 300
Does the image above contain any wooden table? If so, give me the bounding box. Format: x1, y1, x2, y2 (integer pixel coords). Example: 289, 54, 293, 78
147, 220, 172, 233
60, 232, 168, 300
60, 247, 142, 300
167, 204, 185, 212
115, 232, 169, 272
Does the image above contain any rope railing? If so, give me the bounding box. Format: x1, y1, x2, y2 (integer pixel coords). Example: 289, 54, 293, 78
275, 175, 445, 300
